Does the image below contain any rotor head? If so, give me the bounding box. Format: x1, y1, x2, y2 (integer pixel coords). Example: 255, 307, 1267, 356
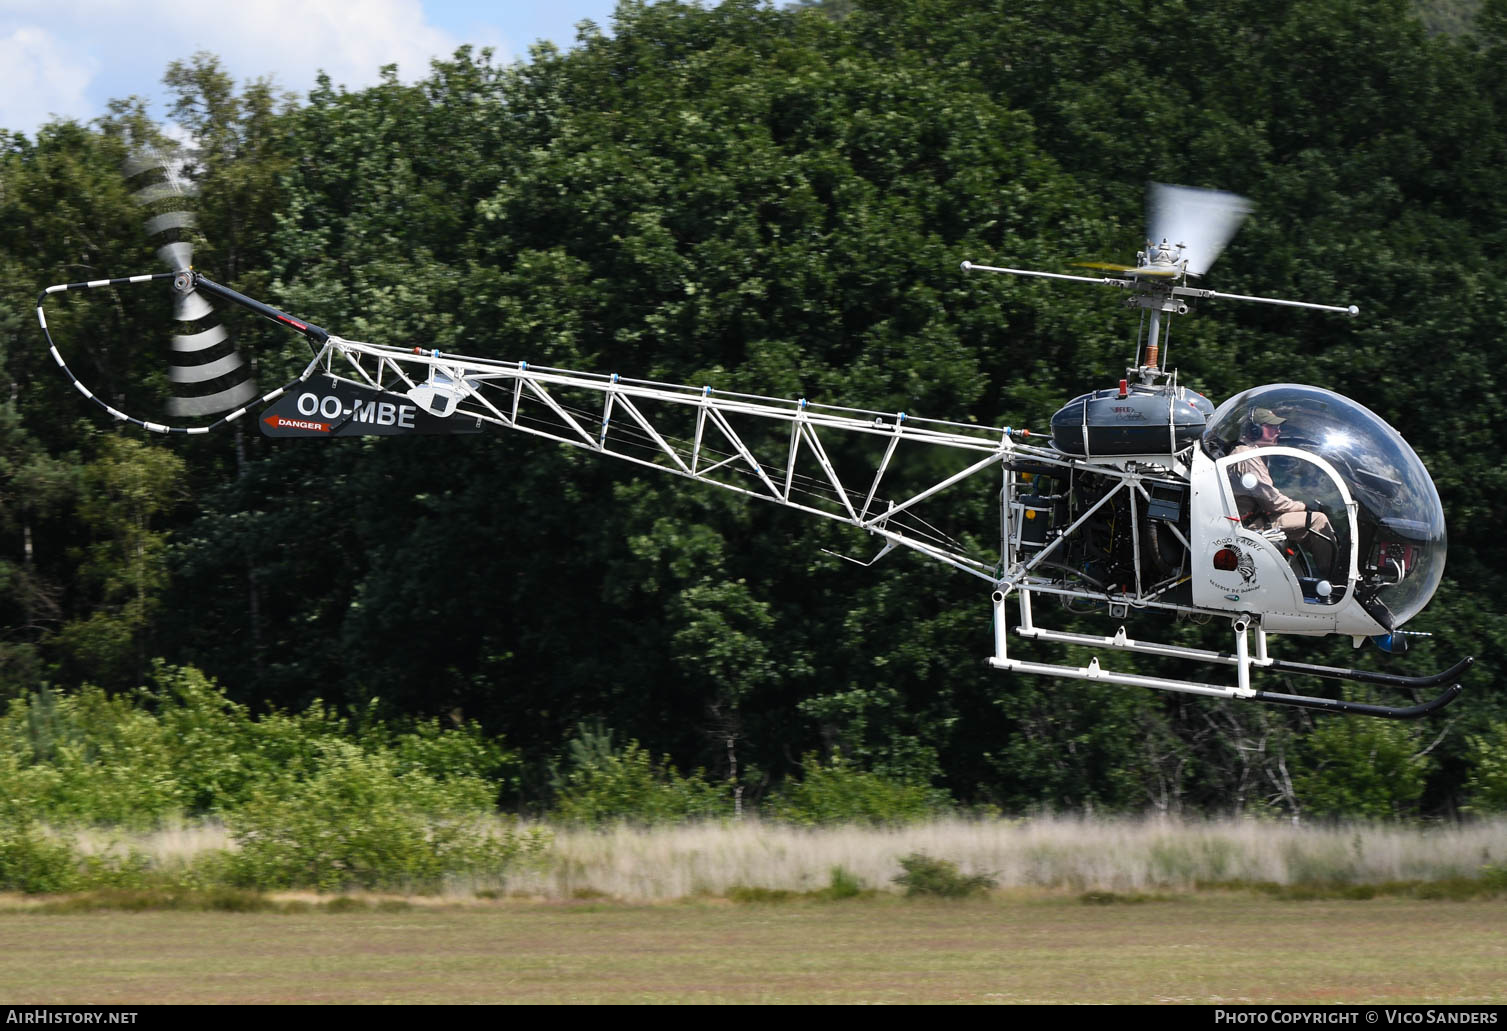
1145, 183, 1253, 277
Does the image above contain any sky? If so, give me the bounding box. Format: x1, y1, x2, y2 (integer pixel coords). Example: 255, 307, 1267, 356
0, 0, 628, 139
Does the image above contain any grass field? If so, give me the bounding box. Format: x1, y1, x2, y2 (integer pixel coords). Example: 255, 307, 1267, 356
21, 818, 1504, 1004
3, 893, 1505, 1004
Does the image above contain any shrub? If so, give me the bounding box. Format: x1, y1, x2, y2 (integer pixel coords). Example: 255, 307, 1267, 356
892, 852, 996, 898
147, 664, 329, 816
1, 685, 182, 828
551, 731, 727, 824
0, 666, 526, 832
820, 865, 867, 900
1463, 722, 1507, 814
768, 751, 949, 826
225, 739, 541, 892
1292, 717, 1432, 821
380, 716, 521, 793
0, 817, 82, 894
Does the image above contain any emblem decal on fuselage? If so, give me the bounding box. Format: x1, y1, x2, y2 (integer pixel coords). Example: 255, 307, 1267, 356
1208, 536, 1259, 594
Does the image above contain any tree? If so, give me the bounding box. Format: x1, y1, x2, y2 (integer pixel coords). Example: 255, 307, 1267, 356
1293, 716, 1438, 821
50, 435, 185, 688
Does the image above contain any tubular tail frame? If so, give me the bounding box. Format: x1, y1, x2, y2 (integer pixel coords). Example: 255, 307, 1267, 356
38, 271, 1031, 581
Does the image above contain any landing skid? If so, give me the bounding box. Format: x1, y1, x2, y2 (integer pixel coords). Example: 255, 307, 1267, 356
989, 590, 1467, 720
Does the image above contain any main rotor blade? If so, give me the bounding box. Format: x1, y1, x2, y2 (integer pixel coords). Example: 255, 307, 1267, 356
1147, 183, 1253, 276
1071, 260, 1137, 272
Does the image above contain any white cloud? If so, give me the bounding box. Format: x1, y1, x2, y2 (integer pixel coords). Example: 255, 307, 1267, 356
0, 0, 481, 137
168, 0, 465, 92
0, 25, 98, 134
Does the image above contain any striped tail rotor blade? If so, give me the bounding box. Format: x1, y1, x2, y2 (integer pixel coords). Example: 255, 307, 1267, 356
124, 147, 259, 417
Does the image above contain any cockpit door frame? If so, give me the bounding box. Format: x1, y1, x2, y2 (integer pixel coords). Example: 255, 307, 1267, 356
1212, 445, 1361, 588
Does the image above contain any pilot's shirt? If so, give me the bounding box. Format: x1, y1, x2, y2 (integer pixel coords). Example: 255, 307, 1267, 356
1229, 443, 1306, 526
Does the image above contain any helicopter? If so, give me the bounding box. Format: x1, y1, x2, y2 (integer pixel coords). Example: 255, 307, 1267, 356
35, 182, 1468, 720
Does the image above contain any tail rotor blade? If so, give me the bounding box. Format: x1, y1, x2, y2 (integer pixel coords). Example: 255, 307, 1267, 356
156, 240, 194, 273
124, 146, 260, 416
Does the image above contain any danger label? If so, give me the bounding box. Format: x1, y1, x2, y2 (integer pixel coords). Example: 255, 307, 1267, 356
263, 415, 331, 433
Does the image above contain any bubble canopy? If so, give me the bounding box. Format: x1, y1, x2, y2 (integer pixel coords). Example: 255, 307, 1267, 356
1201, 384, 1446, 630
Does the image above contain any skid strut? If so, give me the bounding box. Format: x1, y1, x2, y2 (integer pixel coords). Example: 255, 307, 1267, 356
990, 589, 1464, 719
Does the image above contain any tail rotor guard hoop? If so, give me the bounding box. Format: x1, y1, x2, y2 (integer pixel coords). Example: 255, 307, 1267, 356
36, 271, 320, 436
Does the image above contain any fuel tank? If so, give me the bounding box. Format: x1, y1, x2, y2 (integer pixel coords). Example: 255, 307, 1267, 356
1050, 383, 1216, 456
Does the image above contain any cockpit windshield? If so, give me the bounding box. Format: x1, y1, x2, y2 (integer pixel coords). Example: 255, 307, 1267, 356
1202, 384, 1445, 630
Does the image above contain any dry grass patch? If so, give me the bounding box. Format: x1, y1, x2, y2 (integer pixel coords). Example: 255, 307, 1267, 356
488, 816, 1507, 901
30, 815, 1507, 903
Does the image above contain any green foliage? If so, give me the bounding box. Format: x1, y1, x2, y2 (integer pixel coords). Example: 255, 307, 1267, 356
0, 665, 548, 893
1293, 718, 1434, 821
1, 684, 183, 828
892, 852, 996, 898
35, 886, 277, 913
224, 738, 538, 892
3, 0, 1506, 820
821, 865, 867, 900
0, 665, 522, 830
727, 866, 871, 903
0, 815, 81, 894
1463, 722, 1507, 813
1234, 875, 1507, 902
1079, 891, 1156, 905
551, 726, 727, 824
51, 425, 187, 690
768, 751, 948, 825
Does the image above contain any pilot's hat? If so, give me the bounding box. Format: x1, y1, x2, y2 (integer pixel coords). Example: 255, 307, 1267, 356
1250, 407, 1286, 426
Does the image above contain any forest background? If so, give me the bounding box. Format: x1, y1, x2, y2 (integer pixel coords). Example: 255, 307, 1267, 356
3, 0, 1507, 838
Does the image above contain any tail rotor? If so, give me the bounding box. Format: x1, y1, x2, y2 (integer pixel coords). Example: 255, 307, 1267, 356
123, 148, 260, 417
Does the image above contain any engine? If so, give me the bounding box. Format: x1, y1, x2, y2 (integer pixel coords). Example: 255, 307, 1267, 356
1006, 460, 1190, 610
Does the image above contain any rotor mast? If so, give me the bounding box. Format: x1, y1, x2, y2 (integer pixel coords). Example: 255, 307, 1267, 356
964, 184, 1357, 385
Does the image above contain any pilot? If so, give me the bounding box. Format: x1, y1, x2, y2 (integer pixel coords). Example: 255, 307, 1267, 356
1230, 408, 1338, 575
